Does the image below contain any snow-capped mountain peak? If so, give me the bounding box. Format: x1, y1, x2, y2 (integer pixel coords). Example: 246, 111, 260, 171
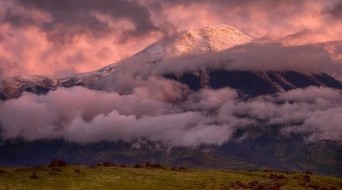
96, 25, 252, 74
173, 24, 252, 54
129, 24, 252, 64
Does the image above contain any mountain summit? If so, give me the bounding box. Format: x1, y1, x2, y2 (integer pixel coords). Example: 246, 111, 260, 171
127, 24, 252, 64
98, 24, 252, 73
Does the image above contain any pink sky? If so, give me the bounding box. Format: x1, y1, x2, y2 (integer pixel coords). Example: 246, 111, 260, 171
0, 0, 341, 77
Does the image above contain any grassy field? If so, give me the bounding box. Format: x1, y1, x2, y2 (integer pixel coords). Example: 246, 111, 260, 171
0, 165, 341, 190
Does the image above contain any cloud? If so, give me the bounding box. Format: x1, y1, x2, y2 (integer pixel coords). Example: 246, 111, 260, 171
3, 0, 158, 42
0, 74, 341, 146
152, 42, 342, 78
0, 81, 244, 146
0, 57, 22, 79
325, 1, 342, 19
228, 87, 342, 142
147, 0, 342, 43
64, 111, 235, 146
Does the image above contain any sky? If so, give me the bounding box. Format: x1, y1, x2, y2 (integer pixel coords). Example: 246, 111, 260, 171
0, 0, 342, 146
0, 0, 341, 77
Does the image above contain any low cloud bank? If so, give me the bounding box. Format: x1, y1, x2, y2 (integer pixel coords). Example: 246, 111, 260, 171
0, 76, 341, 146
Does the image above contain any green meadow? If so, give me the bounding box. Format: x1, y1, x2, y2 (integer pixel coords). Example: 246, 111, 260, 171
0, 165, 341, 190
